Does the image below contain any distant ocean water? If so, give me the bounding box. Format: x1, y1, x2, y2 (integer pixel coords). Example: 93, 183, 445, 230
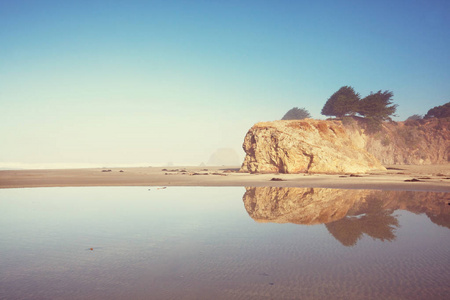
0, 162, 169, 170
0, 161, 242, 170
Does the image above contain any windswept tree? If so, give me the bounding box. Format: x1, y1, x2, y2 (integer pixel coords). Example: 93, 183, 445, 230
282, 107, 311, 120
424, 102, 450, 118
406, 114, 423, 121
357, 90, 397, 121
321, 86, 360, 118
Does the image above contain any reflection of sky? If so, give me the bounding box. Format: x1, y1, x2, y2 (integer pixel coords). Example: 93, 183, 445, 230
0, 187, 448, 248
0, 187, 248, 245
0, 187, 449, 299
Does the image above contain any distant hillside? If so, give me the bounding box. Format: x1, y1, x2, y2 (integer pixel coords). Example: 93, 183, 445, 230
207, 148, 240, 166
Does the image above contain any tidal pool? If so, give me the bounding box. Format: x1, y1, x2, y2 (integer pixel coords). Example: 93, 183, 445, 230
0, 187, 449, 299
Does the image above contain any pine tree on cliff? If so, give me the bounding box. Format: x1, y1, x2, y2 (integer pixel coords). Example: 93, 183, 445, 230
406, 114, 423, 121
282, 107, 311, 120
357, 90, 397, 121
424, 102, 450, 118
321, 86, 360, 118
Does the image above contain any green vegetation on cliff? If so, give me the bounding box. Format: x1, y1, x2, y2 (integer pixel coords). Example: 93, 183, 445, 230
425, 102, 450, 119
281, 107, 311, 120
321, 86, 360, 118
322, 86, 397, 131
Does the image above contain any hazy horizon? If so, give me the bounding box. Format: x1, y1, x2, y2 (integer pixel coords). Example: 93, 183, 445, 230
2, 0, 449, 168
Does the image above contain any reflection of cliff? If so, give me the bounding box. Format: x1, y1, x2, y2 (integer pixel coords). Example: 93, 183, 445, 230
243, 187, 371, 225
243, 187, 450, 246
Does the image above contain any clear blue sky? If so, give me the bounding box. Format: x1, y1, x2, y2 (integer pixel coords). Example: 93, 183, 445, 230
1, 0, 449, 168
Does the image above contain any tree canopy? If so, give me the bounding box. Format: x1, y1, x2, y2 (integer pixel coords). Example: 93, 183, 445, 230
321, 86, 360, 118
322, 87, 397, 122
406, 114, 423, 121
424, 102, 450, 118
357, 90, 397, 121
282, 107, 311, 120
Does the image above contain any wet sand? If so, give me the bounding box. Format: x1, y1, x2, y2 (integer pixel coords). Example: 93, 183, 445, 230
0, 164, 449, 191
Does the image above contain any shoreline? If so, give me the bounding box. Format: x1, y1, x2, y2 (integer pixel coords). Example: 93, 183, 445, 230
0, 164, 449, 192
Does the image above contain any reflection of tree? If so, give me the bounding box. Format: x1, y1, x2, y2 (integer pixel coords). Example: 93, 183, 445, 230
326, 198, 399, 247
426, 212, 450, 229
325, 217, 363, 246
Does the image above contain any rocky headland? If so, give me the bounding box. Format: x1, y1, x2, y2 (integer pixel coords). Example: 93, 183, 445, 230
240, 118, 449, 174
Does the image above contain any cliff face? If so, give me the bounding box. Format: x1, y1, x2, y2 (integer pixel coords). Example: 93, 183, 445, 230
346, 117, 450, 165
240, 118, 449, 174
240, 119, 385, 174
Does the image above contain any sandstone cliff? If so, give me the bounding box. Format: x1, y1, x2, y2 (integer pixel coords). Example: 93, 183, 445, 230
240, 118, 449, 174
345, 117, 450, 165
240, 119, 385, 174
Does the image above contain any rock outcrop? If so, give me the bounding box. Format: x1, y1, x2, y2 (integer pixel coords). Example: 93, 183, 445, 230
240, 119, 385, 174
346, 117, 450, 165
240, 118, 450, 174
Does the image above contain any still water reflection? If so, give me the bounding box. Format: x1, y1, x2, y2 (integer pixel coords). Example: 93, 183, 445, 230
0, 187, 449, 299
243, 187, 450, 246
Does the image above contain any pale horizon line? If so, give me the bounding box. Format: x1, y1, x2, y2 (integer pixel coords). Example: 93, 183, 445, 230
0, 162, 212, 170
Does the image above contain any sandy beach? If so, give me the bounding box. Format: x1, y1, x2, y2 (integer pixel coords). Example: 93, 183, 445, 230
0, 164, 449, 192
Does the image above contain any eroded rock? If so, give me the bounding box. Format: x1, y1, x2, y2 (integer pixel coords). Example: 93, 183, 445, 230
240, 120, 385, 174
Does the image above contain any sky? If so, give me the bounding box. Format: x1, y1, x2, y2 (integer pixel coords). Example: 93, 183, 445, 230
1, 0, 449, 168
